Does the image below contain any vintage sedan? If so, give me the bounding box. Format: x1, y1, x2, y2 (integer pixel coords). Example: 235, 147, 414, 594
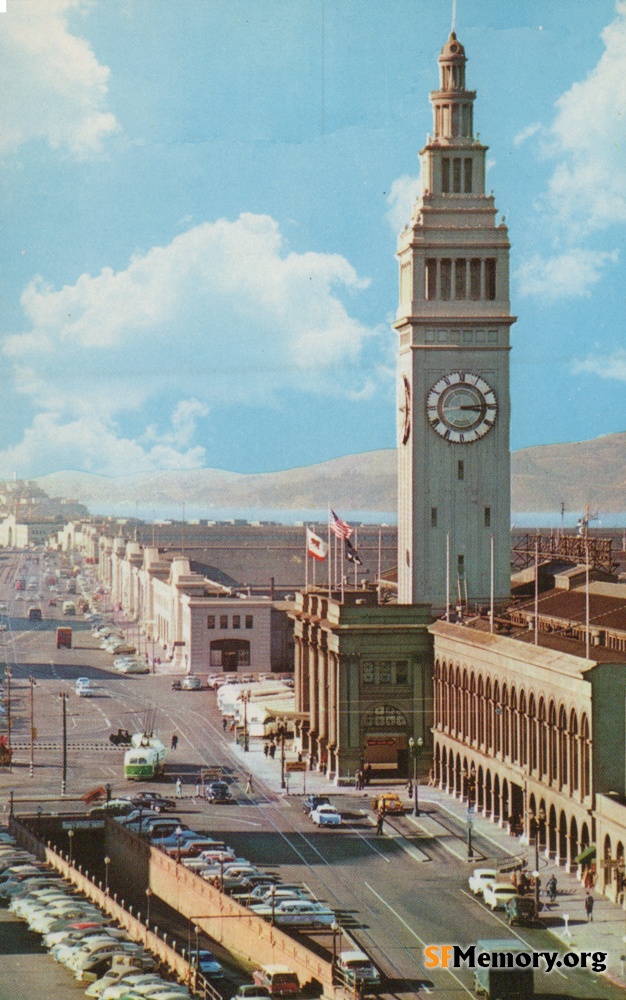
310, 804, 341, 827
372, 793, 404, 815
482, 881, 519, 911
467, 868, 498, 896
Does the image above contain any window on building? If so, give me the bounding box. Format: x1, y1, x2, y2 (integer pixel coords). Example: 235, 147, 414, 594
425, 259, 437, 300
441, 157, 450, 192
232, 615, 240, 629
484, 506, 491, 528
470, 258, 481, 300
464, 158, 473, 193
220, 615, 228, 629
431, 507, 438, 528
452, 157, 462, 193
362, 660, 410, 685
440, 259, 452, 300
245, 615, 253, 629
455, 258, 466, 299
485, 258, 496, 300
207, 615, 215, 630
457, 460, 464, 481
458, 555, 465, 577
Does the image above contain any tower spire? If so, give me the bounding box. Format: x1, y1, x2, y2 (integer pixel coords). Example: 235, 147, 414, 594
451, 0, 457, 34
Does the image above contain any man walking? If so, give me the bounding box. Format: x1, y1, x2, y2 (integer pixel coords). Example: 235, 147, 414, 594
584, 891, 594, 922
245, 773, 253, 794
376, 807, 385, 836
175, 777, 182, 799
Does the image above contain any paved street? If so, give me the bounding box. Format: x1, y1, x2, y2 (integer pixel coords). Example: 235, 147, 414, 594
1, 553, 626, 998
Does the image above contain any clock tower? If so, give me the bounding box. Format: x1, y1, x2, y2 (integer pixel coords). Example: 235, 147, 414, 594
396, 32, 514, 610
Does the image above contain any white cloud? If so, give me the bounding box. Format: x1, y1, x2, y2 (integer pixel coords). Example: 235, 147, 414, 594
573, 349, 626, 382
545, 2, 626, 233
386, 174, 422, 232
516, 248, 618, 300
0, 0, 119, 158
513, 123, 541, 147
0, 213, 378, 476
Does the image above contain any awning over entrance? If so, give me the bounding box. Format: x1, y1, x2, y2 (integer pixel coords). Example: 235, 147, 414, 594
574, 844, 596, 865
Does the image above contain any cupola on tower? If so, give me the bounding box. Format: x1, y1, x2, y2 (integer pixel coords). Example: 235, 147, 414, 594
396, 32, 514, 611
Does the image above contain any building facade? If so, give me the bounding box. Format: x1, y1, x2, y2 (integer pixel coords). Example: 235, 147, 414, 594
290, 589, 432, 784
396, 33, 513, 609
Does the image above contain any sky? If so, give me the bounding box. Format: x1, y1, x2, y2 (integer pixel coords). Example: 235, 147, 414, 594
0, 0, 625, 479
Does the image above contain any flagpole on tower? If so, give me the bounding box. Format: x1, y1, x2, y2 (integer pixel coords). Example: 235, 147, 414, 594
354, 527, 358, 588
305, 525, 309, 591
327, 505, 332, 597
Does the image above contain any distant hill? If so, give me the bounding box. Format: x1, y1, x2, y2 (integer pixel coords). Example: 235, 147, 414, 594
33, 431, 626, 514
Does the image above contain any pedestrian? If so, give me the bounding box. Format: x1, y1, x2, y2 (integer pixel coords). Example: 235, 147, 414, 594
428, 767, 436, 787
356, 770, 363, 791
195, 779, 201, 798
269, 742, 276, 760
376, 808, 385, 836
584, 892, 594, 922
584, 868, 595, 890
175, 777, 182, 798
364, 763, 372, 786
406, 779, 413, 798
547, 875, 557, 903
264, 743, 269, 757
171, 734, 178, 750
222, 718, 228, 733
245, 773, 253, 794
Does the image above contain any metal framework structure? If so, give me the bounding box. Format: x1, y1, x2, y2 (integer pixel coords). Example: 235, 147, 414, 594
511, 533, 615, 575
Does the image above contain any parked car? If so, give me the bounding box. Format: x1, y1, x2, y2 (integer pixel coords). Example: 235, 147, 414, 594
206, 781, 233, 804
252, 965, 299, 997
310, 804, 341, 827
230, 987, 271, 1000
128, 791, 176, 812
468, 868, 498, 896
250, 899, 336, 927
195, 950, 224, 978
482, 882, 519, 911
336, 951, 381, 987
302, 795, 330, 816
180, 675, 202, 690
75, 677, 93, 698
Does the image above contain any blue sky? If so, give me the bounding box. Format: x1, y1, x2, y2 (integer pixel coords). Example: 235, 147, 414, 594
0, 0, 624, 478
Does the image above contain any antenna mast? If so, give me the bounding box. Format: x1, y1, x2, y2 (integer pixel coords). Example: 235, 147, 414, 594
451, 0, 457, 33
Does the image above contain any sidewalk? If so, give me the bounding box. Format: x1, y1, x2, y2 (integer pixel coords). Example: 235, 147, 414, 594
227, 736, 626, 990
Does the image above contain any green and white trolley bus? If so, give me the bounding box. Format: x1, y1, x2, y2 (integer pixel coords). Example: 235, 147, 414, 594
123, 733, 167, 781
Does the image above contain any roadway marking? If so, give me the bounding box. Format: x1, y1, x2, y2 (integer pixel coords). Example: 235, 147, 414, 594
361, 811, 429, 863
347, 821, 391, 863
363, 882, 474, 998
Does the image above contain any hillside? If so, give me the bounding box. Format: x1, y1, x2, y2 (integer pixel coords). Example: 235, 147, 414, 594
33, 431, 626, 514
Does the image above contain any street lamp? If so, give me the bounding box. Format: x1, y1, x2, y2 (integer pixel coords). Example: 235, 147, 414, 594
242, 690, 250, 752
331, 919, 340, 970
275, 723, 287, 789
145, 887, 152, 925
68, 828, 74, 865
270, 884, 276, 926
104, 856, 110, 893
175, 825, 182, 865
105, 782, 112, 804
194, 924, 200, 967
408, 736, 423, 816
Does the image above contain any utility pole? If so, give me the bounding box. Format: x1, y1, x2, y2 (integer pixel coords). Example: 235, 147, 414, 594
29, 676, 35, 778
242, 690, 250, 752
59, 691, 68, 796
6, 667, 11, 750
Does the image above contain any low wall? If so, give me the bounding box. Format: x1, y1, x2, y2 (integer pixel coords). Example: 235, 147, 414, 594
11, 817, 337, 998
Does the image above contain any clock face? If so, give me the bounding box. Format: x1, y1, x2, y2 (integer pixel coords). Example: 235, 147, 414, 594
398, 374, 411, 445
427, 372, 497, 443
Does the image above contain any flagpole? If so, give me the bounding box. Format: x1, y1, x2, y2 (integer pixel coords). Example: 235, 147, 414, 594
490, 533, 494, 633
446, 532, 450, 622
305, 526, 309, 592
377, 525, 382, 601
354, 527, 358, 588
341, 537, 345, 603
327, 506, 332, 597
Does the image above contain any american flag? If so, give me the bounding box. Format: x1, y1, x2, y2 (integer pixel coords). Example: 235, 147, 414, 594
329, 508, 353, 539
